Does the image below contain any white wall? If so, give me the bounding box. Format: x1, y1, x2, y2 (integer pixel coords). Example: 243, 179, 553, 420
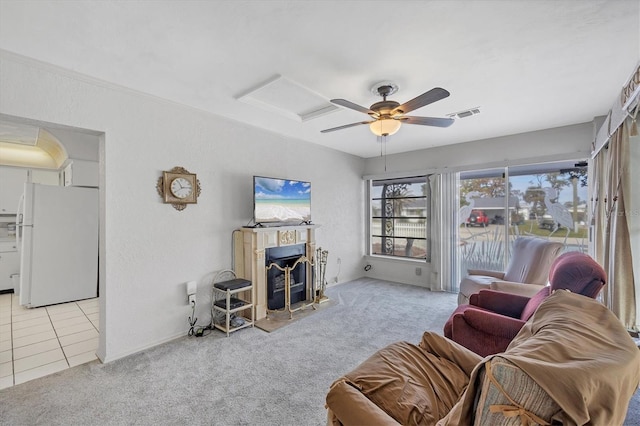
363, 256, 429, 287
364, 123, 593, 176
362, 123, 594, 287
0, 51, 365, 362
46, 127, 100, 162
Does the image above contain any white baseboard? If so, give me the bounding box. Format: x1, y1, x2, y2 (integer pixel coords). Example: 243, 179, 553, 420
99, 331, 186, 364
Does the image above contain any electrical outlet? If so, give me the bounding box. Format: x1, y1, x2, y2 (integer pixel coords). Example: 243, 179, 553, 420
337, 257, 341, 264
415, 267, 422, 276
186, 280, 197, 306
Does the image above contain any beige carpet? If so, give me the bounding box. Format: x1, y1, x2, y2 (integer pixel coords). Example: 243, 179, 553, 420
255, 298, 335, 332
1, 279, 636, 426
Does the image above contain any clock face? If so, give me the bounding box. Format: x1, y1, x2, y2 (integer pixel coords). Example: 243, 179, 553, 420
170, 177, 193, 199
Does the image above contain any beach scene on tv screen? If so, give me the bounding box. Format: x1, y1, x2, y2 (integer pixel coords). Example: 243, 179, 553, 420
255, 178, 311, 223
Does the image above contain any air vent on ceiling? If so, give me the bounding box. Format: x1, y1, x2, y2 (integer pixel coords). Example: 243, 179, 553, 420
447, 107, 480, 119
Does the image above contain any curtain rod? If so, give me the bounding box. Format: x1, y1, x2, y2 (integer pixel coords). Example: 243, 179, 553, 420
593, 63, 640, 157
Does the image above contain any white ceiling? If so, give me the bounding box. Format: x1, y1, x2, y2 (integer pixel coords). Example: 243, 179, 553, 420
0, 0, 638, 158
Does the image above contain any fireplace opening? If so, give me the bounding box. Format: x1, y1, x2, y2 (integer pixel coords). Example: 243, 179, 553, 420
266, 244, 307, 310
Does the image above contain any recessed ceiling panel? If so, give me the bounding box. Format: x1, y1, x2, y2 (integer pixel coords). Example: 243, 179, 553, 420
237, 75, 338, 122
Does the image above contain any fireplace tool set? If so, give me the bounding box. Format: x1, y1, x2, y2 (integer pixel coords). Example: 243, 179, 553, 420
314, 247, 329, 304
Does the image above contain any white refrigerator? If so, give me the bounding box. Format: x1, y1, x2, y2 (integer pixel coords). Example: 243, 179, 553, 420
17, 183, 98, 308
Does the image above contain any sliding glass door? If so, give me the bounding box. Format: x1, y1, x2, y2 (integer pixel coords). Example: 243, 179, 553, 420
508, 162, 588, 252
455, 160, 588, 292
458, 168, 508, 274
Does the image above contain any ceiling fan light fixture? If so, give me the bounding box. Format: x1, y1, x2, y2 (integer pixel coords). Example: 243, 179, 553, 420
370, 118, 401, 136
321, 85, 453, 135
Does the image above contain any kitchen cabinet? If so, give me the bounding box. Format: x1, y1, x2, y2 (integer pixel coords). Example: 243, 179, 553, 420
0, 167, 28, 214
0, 241, 19, 291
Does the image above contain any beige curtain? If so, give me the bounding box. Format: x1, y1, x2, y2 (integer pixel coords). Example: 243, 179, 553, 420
429, 172, 458, 292
592, 117, 636, 329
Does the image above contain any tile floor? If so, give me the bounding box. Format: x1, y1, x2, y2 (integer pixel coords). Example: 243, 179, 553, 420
0, 293, 99, 390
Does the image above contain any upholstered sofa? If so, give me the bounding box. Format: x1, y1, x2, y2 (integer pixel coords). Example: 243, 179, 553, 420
326, 291, 640, 425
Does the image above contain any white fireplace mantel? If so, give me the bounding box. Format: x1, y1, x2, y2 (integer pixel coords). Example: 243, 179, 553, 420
233, 225, 319, 320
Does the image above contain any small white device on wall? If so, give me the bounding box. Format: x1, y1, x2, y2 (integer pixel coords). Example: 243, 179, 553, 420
63, 160, 99, 188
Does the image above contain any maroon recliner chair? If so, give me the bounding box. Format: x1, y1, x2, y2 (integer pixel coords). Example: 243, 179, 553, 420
443, 252, 607, 357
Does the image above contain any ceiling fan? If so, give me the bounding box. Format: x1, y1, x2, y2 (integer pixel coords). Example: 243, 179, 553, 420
321, 83, 454, 136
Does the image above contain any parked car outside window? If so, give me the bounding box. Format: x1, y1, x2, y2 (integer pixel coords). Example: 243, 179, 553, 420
467, 210, 489, 227
538, 214, 561, 230
492, 213, 525, 225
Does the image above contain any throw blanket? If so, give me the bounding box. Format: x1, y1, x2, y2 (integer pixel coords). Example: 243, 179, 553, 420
440, 290, 640, 425
327, 334, 481, 425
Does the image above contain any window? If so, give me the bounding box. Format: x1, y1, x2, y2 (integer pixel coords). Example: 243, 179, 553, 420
370, 176, 430, 260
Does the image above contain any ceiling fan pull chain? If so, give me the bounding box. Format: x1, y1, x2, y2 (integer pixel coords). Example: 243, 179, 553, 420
384, 135, 388, 172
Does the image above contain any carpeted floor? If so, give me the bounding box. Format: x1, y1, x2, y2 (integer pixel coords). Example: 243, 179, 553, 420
254, 299, 336, 333
0, 278, 638, 425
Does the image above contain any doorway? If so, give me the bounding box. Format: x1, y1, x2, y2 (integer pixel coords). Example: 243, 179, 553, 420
0, 114, 104, 388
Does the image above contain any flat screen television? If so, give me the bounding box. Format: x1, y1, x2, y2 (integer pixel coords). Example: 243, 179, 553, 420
253, 176, 311, 225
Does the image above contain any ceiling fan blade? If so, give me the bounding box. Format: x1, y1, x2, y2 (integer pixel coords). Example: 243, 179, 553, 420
320, 120, 375, 133
331, 99, 378, 116
399, 116, 455, 128
392, 87, 450, 115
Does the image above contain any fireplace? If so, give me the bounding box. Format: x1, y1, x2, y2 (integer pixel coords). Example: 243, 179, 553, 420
233, 224, 318, 320
266, 244, 307, 310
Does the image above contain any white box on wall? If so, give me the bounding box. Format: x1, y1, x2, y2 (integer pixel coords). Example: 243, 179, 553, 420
64, 159, 99, 188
